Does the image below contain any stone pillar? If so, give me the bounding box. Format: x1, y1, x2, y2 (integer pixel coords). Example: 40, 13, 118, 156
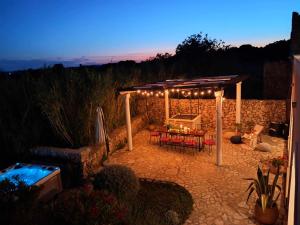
125, 93, 133, 151
215, 90, 223, 166
236, 82, 242, 125
164, 89, 169, 122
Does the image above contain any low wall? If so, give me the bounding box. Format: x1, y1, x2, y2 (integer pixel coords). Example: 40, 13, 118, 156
109, 115, 146, 152
30, 115, 147, 182
31, 145, 105, 180
137, 98, 286, 132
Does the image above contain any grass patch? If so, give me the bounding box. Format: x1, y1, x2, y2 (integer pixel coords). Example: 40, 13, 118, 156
128, 179, 194, 225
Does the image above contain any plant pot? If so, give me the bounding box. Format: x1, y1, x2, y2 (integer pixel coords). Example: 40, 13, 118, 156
230, 135, 242, 144
254, 203, 279, 225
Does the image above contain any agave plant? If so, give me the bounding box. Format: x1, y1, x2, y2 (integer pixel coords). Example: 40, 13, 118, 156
244, 166, 281, 212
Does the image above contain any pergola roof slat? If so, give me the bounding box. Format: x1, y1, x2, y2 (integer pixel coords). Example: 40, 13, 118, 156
119, 75, 247, 93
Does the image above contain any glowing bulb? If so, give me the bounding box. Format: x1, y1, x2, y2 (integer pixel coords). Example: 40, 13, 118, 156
188, 91, 191, 95
181, 90, 185, 94
147, 93, 150, 97
161, 93, 164, 96
194, 92, 198, 96
207, 90, 212, 94
165, 90, 169, 94
171, 89, 175, 92
155, 93, 159, 97
142, 92, 145, 96
201, 91, 204, 95
150, 91, 153, 95
223, 97, 226, 101
176, 89, 180, 92
137, 90, 141, 93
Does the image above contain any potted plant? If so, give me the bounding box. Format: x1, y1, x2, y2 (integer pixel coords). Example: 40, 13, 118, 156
270, 156, 287, 174
230, 123, 242, 144
244, 166, 281, 225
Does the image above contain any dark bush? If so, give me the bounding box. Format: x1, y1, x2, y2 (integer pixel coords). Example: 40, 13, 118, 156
47, 188, 126, 225
93, 165, 140, 205
0, 178, 40, 225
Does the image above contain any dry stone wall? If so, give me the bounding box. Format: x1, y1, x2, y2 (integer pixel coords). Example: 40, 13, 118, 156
138, 98, 286, 132
30, 115, 147, 179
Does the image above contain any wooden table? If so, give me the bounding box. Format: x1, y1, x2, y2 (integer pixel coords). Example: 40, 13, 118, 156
157, 129, 206, 151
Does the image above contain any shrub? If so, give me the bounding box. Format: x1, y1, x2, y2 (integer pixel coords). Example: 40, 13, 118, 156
93, 165, 140, 205
48, 188, 126, 225
0, 178, 40, 225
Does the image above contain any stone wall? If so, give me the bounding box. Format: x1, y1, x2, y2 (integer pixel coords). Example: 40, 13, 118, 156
138, 98, 286, 132
30, 115, 147, 180
31, 145, 105, 179
109, 114, 146, 152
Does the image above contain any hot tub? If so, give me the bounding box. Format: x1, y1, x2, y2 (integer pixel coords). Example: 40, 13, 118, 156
0, 163, 63, 201
168, 114, 201, 129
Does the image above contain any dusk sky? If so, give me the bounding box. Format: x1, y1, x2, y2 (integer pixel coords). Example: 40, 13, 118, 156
1, 0, 299, 71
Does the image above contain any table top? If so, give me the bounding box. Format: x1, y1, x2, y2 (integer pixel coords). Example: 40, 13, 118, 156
157, 129, 206, 137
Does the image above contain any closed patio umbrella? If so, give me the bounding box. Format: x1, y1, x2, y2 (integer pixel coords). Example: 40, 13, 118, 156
95, 107, 110, 154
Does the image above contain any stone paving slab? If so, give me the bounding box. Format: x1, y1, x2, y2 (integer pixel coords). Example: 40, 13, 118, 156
109, 130, 286, 225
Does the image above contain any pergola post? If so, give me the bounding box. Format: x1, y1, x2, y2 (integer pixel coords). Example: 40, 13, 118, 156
236, 81, 242, 124
215, 90, 224, 166
125, 93, 133, 151
164, 89, 169, 123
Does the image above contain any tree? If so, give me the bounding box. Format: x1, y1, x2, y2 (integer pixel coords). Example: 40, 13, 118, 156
175, 32, 228, 56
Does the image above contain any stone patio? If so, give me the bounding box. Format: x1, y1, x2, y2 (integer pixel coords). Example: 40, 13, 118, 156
109, 130, 287, 225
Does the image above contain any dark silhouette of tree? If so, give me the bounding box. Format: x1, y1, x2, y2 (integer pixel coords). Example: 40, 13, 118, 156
175, 32, 229, 56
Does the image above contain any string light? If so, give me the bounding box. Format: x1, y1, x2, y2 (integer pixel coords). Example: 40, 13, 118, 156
137, 88, 215, 98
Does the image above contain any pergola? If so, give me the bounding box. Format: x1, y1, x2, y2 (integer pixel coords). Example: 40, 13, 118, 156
119, 75, 247, 166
